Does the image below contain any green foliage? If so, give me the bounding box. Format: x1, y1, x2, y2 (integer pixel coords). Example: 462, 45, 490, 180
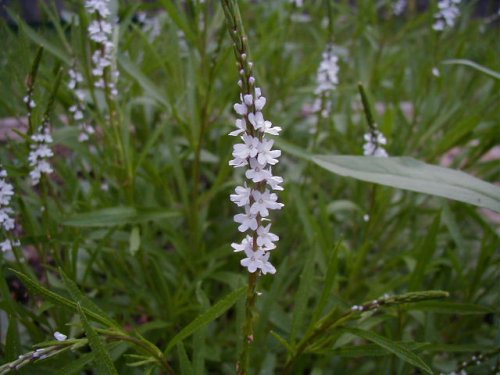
0, 0, 498, 374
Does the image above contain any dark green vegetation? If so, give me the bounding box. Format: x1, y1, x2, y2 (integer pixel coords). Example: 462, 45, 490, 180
0, 1, 498, 374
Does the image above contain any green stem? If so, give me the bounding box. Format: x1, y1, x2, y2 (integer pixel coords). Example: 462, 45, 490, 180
237, 271, 259, 375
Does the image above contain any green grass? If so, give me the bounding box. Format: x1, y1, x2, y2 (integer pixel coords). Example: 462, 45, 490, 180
0, 0, 499, 374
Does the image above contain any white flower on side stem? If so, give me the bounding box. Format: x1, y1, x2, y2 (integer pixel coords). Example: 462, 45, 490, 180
68, 67, 95, 143
433, 0, 461, 31
29, 127, 54, 186
311, 44, 340, 133
0, 167, 18, 252
53, 332, 67, 341
363, 129, 388, 157
85, 0, 119, 97
393, 0, 406, 16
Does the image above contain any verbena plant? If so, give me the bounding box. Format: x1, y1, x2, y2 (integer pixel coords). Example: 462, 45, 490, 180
0, 0, 499, 374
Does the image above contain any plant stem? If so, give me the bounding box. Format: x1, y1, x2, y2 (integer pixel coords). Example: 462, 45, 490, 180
237, 271, 258, 375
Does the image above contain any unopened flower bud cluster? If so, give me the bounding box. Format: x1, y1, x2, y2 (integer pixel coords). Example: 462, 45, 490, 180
0, 167, 18, 253
433, 0, 461, 31
68, 68, 95, 142
311, 44, 339, 121
229, 58, 284, 275
85, 0, 119, 97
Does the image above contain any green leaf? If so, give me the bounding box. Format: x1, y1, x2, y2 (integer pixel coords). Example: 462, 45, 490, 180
53, 352, 96, 375
165, 286, 246, 353
13, 14, 71, 65
177, 342, 194, 375
5, 315, 20, 361
118, 55, 170, 108
61, 207, 179, 227
59, 268, 119, 328
442, 59, 500, 80
406, 301, 497, 315
343, 328, 433, 375
324, 341, 427, 358
409, 213, 441, 290
77, 304, 119, 375
10, 269, 115, 328
270, 331, 295, 354
312, 155, 500, 212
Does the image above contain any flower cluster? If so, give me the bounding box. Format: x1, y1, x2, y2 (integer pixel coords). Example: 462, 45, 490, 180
229, 78, 284, 275
0, 167, 17, 253
363, 129, 388, 157
311, 44, 339, 121
393, 0, 406, 16
28, 127, 54, 185
68, 68, 95, 142
433, 0, 461, 31
85, 0, 119, 96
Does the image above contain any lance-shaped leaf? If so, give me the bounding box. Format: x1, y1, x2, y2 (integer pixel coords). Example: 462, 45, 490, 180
342, 327, 433, 374
312, 155, 500, 212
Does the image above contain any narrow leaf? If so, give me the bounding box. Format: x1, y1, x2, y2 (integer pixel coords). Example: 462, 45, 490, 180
406, 301, 497, 315
165, 286, 246, 353
177, 342, 194, 375
343, 327, 433, 375
59, 268, 119, 328
118, 55, 170, 108
442, 59, 500, 80
10, 269, 115, 328
77, 304, 119, 375
61, 207, 179, 227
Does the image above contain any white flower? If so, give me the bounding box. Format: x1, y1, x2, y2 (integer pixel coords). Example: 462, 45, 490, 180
245, 158, 272, 183
254, 94, 266, 111
256, 224, 279, 250
53, 331, 67, 341
393, 0, 406, 16
0, 179, 14, 206
432, 67, 441, 77
229, 60, 283, 275
229, 119, 246, 136
85, 0, 110, 18
0, 207, 15, 231
433, 0, 461, 31
234, 206, 258, 232
250, 190, 283, 217
232, 134, 260, 160
230, 184, 252, 207
315, 46, 339, 96
240, 247, 276, 274
257, 138, 281, 166
363, 130, 389, 157
231, 235, 253, 252
0, 239, 16, 253
290, 0, 303, 7
266, 173, 284, 191
28, 127, 54, 186
234, 101, 248, 116
261, 120, 282, 135
248, 111, 265, 130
